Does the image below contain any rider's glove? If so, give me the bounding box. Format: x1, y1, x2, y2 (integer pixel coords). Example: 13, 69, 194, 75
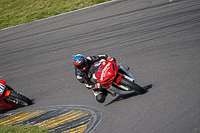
107, 56, 116, 63
107, 56, 113, 61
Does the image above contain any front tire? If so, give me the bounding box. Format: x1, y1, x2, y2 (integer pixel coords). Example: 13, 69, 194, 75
6, 90, 32, 105
119, 77, 146, 94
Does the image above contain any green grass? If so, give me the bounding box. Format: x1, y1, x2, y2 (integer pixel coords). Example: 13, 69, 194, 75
0, 125, 49, 133
0, 0, 111, 29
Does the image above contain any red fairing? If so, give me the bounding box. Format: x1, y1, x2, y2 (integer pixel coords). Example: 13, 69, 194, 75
95, 61, 118, 89
0, 79, 17, 109
4, 90, 11, 97
0, 79, 6, 87
0, 79, 6, 96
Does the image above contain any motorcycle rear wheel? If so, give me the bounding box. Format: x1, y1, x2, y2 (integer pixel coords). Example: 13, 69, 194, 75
119, 77, 146, 94
6, 90, 32, 106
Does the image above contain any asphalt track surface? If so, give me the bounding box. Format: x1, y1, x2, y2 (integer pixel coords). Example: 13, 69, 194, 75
0, 0, 200, 132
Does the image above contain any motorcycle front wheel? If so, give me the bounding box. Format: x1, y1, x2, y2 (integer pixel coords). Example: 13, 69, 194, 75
119, 77, 146, 94
6, 90, 32, 106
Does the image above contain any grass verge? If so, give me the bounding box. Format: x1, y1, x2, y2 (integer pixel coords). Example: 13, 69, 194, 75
0, 0, 111, 29
0, 125, 49, 133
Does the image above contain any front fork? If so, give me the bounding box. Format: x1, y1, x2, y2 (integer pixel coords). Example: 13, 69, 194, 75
106, 65, 137, 95
115, 72, 136, 84
113, 74, 130, 91
108, 71, 136, 94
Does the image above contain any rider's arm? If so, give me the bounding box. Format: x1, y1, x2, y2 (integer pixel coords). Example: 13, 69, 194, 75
75, 68, 95, 90
86, 54, 116, 63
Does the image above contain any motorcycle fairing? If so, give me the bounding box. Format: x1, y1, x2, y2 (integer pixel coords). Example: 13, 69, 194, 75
95, 61, 117, 89
0, 79, 6, 94
91, 60, 140, 95
0, 79, 18, 109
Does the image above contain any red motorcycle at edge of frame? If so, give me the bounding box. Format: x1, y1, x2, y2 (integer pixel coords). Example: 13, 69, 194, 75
0, 78, 32, 109
90, 60, 146, 96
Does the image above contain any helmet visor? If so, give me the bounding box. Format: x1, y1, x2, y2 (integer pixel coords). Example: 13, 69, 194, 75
77, 62, 86, 69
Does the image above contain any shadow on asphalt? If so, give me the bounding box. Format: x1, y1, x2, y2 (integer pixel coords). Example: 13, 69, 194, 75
105, 84, 153, 106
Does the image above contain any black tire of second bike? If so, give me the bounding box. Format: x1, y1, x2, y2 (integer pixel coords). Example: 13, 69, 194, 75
6, 90, 32, 105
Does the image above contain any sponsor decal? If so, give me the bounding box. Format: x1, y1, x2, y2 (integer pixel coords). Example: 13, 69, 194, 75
0, 83, 5, 94
100, 63, 111, 81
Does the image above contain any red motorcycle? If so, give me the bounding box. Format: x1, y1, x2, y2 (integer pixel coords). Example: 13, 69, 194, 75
0, 78, 32, 109
90, 60, 146, 96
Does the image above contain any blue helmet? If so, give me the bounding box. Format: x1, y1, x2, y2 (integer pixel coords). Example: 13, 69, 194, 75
72, 54, 88, 71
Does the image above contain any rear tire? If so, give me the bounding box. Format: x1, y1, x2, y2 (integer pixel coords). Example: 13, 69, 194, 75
6, 90, 32, 105
119, 77, 146, 94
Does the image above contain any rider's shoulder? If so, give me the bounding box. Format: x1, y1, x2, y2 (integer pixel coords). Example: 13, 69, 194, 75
97, 54, 108, 57
86, 54, 108, 62
86, 56, 92, 60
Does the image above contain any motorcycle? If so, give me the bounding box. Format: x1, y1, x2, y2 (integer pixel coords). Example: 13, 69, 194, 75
90, 60, 146, 96
0, 78, 32, 109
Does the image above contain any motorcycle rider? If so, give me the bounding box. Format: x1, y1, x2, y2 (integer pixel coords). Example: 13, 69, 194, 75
72, 54, 116, 103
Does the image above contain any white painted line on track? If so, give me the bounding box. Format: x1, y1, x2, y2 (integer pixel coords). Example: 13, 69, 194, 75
0, 0, 118, 31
